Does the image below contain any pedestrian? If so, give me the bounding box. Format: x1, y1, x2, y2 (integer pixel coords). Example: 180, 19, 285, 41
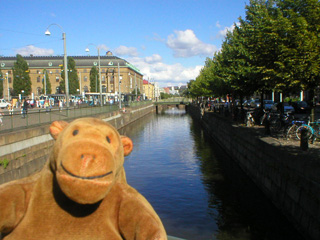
0, 108, 3, 126
59, 100, 63, 112
8, 103, 13, 115
22, 99, 29, 118
45, 100, 49, 113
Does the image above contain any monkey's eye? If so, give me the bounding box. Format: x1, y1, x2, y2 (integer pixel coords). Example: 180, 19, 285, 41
106, 136, 111, 143
73, 130, 79, 136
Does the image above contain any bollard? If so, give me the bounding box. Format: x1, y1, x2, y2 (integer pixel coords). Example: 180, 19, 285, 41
300, 128, 309, 151
265, 119, 271, 135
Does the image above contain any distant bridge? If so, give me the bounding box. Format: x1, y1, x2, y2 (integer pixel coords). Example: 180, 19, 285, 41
153, 97, 191, 105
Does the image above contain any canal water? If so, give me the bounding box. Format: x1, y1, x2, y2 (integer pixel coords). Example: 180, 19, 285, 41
119, 108, 305, 240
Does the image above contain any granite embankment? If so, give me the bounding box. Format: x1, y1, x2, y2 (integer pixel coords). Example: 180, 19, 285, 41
0, 104, 155, 185
188, 104, 319, 240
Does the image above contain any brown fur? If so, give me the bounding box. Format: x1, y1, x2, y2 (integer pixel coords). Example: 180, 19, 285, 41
0, 118, 167, 239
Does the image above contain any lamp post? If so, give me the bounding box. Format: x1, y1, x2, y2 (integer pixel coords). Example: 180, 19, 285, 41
85, 44, 103, 106
6, 72, 10, 101
118, 62, 121, 109
45, 23, 69, 107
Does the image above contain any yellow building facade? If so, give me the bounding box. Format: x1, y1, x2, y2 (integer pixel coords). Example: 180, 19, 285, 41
0, 53, 143, 101
143, 80, 155, 100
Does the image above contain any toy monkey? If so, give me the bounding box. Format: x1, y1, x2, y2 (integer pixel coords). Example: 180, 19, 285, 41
0, 118, 167, 240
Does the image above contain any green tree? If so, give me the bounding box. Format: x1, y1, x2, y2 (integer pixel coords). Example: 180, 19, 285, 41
60, 57, 79, 95
0, 69, 3, 98
90, 66, 98, 92
42, 69, 52, 94
131, 88, 141, 95
277, 0, 320, 88
12, 54, 32, 96
276, 0, 320, 118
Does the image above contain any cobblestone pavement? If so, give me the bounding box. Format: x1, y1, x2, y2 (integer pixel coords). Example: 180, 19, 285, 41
243, 124, 320, 161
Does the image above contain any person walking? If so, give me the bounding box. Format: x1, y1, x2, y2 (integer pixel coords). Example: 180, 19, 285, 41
22, 99, 29, 118
0, 108, 3, 126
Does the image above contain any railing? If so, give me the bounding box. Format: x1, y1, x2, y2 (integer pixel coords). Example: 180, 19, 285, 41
0, 101, 152, 133
154, 97, 191, 105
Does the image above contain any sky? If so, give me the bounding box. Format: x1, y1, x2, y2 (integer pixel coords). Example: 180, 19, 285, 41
0, 0, 248, 87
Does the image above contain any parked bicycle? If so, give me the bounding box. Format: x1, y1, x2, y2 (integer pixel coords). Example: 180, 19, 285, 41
268, 112, 294, 134
295, 118, 320, 142
246, 111, 255, 127
284, 119, 308, 140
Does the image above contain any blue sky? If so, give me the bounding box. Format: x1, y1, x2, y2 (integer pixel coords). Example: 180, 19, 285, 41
1, 0, 248, 87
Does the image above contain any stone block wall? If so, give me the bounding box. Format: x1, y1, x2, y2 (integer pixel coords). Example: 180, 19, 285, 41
188, 104, 319, 240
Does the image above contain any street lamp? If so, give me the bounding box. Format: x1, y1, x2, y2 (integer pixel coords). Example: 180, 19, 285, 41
85, 44, 103, 106
6, 72, 10, 101
45, 23, 69, 107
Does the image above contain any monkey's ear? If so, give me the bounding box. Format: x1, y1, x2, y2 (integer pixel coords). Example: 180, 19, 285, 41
50, 121, 69, 140
121, 136, 133, 156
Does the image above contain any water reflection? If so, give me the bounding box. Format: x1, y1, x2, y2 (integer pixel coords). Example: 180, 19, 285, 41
120, 108, 304, 240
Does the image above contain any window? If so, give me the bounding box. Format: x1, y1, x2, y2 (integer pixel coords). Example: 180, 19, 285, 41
130, 77, 132, 88
56, 76, 60, 82
37, 87, 42, 95
56, 70, 59, 73
102, 69, 105, 73
8, 77, 12, 83
102, 76, 105, 83
102, 85, 107, 93
84, 76, 88, 82
84, 86, 89, 92
37, 76, 41, 82
84, 69, 87, 73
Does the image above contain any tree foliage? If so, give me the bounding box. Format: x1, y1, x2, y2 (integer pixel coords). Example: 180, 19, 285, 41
42, 69, 52, 95
12, 54, 32, 96
90, 66, 98, 92
189, 0, 320, 101
60, 57, 79, 95
0, 69, 3, 98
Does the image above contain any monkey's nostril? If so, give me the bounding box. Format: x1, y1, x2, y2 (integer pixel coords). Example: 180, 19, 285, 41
81, 154, 84, 159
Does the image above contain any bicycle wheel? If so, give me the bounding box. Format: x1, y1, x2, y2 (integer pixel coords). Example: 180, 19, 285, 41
312, 124, 320, 140
285, 124, 300, 140
295, 125, 313, 140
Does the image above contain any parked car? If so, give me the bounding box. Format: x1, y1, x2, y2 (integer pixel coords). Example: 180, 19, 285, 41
0, 99, 11, 109
292, 101, 311, 114
250, 99, 261, 108
243, 100, 250, 107
272, 102, 295, 113
263, 100, 274, 110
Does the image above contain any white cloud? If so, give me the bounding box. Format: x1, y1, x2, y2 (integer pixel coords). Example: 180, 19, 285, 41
144, 54, 162, 64
216, 22, 240, 38
216, 21, 221, 28
128, 55, 201, 87
114, 45, 139, 57
15, 45, 54, 56
166, 29, 217, 58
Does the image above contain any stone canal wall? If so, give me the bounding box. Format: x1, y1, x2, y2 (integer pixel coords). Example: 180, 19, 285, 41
0, 104, 155, 185
188, 104, 319, 240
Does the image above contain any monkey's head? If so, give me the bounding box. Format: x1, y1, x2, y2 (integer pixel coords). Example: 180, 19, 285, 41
49, 118, 133, 204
